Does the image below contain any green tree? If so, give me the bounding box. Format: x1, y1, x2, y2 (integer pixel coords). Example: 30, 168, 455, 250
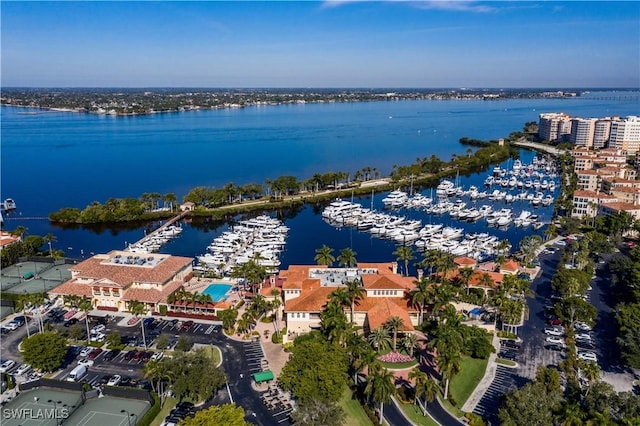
314, 245, 335, 267
364, 364, 396, 425
518, 235, 543, 264
437, 349, 462, 399
22, 331, 67, 372
218, 308, 238, 333
43, 233, 57, 258
127, 300, 147, 348
180, 404, 250, 426
67, 323, 85, 341
410, 277, 434, 325
368, 327, 391, 353
156, 334, 170, 350
106, 332, 122, 349
393, 246, 414, 276
175, 335, 192, 352
279, 332, 349, 403
78, 296, 93, 345
337, 248, 358, 268
499, 382, 562, 426
408, 367, 438, 415
290, 398, 346, 426
384, 316, 404, 352
344, 279, 365, 324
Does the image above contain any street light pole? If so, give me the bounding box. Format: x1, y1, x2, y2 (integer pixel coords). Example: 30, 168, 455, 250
48, 399, 62, 426
120, 409, 137, 426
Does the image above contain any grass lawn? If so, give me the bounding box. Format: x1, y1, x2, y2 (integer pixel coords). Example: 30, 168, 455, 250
443, 355, 489, 417
399, 401, 440, 426
149, 396, 178, 426
338, 387, 373, 426
495, 358, 516, 367
202, 345, 222, 366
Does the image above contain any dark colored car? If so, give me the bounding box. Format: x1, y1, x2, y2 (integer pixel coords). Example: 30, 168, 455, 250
170, 409, 189, 419
0, 327, 10, 334
99, 375, 110, 385
103, 350, 120, 361
181, 320, 194, 331
123, 351, 135, 361
498, 351, 517, 361
132, 351, 142, 361
545, 344, 564, 352
143, 318, 156, 329
501, 340, 521, 350
169, 319, 179, 326
576, 340, 596, 350
64, 318, 79, 327
176, 401, 194, 410
136, 379, 151, 390
141, 351, 153, 362
88, 348, 103, 359
119, 376, 132, 387
548, 317, 562, 326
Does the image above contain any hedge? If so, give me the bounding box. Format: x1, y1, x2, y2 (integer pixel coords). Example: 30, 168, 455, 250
136, 392, 160, 426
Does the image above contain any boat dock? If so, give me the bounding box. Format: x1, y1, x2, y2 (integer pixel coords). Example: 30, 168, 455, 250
125, 211, 189, 254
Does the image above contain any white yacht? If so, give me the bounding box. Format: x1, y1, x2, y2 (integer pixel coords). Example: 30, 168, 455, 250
382, 190, 409, 208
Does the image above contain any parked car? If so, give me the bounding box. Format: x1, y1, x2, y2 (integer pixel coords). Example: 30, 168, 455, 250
15, 364, 31, 376
576, 340, 596, 350
77, 358, 94, 367
151, 351, 164, 361
575, 322, 592, 332
545, 344, 564, 352
91, 324, 106, 334
578, 351, 598, 362
132, 351, 143, 361
143, 318, 157, 329
0, 327, 11, 334
4, 322, 19, 331
0, 360, 16, 373
498, 351, 517, 361
98, 375, 111, 385
103, 350, 120, 361
181, 320, 194, 331
575, 333, 592, 341
123, 351, 135, 361
64, 318, 79, 327
88, 348, 103, 360
545, 336, 564, 345
176, 401, 194, 410
169, 319, 179, 327
80, 347, 93, 357
501, 339, 521, 350
12, 317, 25, 326
141, 351, 153, 362
548, 317, 562, 326
107, 374, 122, 386
544, 326, 564, 336
90, 332, 106, 342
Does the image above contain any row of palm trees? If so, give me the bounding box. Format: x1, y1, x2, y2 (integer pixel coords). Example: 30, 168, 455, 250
166, 288, 214, 310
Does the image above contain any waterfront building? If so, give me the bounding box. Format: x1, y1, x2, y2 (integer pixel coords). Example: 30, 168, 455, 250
571, 190, 618, 219
49, 250, 193, 312
609, 116, 640, 154
569, 117, 597, 148
593, 118, 614, 149
538, 112, 572, 142
0, 231, 20, 250
599, 202, 640, 221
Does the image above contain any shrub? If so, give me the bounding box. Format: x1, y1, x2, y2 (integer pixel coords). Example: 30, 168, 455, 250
158, 305, 168, 315
136, 393, 160, 426
465, 412, 487, 426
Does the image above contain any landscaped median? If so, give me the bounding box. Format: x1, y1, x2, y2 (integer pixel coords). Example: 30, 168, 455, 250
440, 355, 489, 418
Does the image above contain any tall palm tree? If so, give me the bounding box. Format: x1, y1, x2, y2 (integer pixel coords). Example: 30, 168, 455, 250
367, 327, 391, 353
384, 316, 404, 352
346, 332, 375, 384
11, 225, 27, 238
338, 248, 358, 268
314, 245, 335, 266
437, 349, 462, 400
402, 333, 418, 357
364, 365, 396, 425
43, 233, 57, 258
434, 250, 455, 283
344, 279, 365, 323
408, 368, 438, 415
320, 300, 350, 346
410, 277, 433, 325
29, 293, 46, 333
127, 300, 147, 348
16, 294, 31, 338
458, 267, 474, 295
78, 296, 93, 343
392, 246, 414, 276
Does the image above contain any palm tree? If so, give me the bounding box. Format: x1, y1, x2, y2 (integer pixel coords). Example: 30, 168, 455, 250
410, 277, 433, 325
368, 327, 391, 353
16, 294, 31, 338
384, 316, 404, 352
344, 279, 365, 323
338, 248, 358, 268
314, 245, 335, 266
437, 349, 461, 400
78, 296, 93, 344
401, 333, 418, 357
364, 364, 396, 425
392, 246, 414, 276
320, 300, 350, 346
11, 225, 27, 238
408, 368, 438, 415
127, 300, 147, 348
561, 403, 584, 426
43, 233, 57, 258
458, 267, 474, 295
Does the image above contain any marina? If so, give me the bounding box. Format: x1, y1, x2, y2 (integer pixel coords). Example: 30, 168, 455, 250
197, 215, 289, 275
322, 155, 559, 261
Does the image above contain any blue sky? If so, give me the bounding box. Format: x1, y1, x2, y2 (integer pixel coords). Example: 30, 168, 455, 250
2, 1, 639, 88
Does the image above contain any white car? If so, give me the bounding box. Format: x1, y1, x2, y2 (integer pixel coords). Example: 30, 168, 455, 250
15, 364, 31, 376
77, 358, 94, 367
545, 336, 564, 345
575, 333, 592, 341
80, 347, 93, 357
575, 322, 592, 332
107, 374, 121, 386
578, 351, 598, 362
91, 324, 106, 334
0, 360, 16, 373
90, 332, 106, 342
4, 322, 19, 331
544, 327, 564, 336
555, 239, 567, 246
150, 351, 164, 361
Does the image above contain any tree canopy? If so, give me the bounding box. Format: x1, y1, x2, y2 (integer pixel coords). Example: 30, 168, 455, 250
21, 332, 68, 372
180, 404, 250, 426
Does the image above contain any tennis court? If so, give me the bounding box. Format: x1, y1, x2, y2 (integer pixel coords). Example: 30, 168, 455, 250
1, 260, 73, 294
65, 396, 150, 426
0, 387, 83, 426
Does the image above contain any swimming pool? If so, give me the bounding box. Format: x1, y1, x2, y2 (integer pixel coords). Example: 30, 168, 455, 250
201, 283, 233, 302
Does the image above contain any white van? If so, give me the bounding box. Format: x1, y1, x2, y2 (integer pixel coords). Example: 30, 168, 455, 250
67, 365, 87, 382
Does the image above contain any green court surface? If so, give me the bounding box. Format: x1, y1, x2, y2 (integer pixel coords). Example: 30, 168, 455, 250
66, 396, 150, 426
1, 261, 72, 294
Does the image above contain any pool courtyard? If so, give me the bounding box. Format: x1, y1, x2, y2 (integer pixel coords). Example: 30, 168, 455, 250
200, 283, 233, 302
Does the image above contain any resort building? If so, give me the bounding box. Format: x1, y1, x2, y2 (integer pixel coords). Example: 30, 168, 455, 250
593, 118, 614, 149
599, 202, 640, 221
281, 262, 417, 335
569, 117, 597, 148
538, 112, 572, 142
571, 190, 618, 219
49, 250, 194, 313
609, 116, 640, 154
0, 231, 20, 250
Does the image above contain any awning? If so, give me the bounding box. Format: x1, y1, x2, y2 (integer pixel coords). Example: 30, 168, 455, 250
23, 271, 34, 280
252, 370, 274, 383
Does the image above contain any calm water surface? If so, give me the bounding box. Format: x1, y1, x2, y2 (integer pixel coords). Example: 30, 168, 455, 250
1, 92, 638, 265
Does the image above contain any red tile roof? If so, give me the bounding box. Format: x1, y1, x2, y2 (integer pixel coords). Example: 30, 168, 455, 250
501, 259, 519, 272
362, 274, 414, 291
366, 298, 415, 331
123, 280, 183, 304
454, 257, 477, 266
49, 281, 94, 298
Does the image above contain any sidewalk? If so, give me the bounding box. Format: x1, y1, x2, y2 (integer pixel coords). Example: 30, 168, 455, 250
461, 335, 500, 413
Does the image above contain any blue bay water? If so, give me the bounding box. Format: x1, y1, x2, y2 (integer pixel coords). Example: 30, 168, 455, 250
1, 92, 638, 265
